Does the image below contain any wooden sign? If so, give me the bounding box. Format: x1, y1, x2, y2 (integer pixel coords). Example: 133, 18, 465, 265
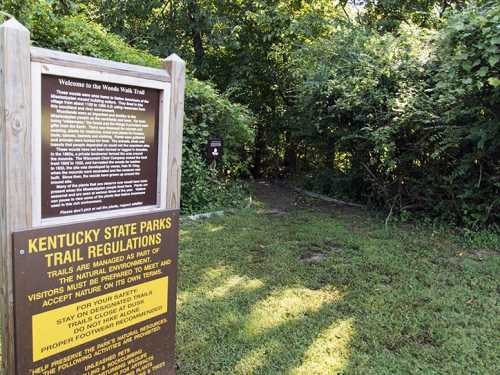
13, 211, 179, 374
31, 53, 175, 225
0, 18, 185, 375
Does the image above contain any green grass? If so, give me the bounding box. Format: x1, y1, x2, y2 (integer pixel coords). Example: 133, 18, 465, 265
177, 206, 499, 374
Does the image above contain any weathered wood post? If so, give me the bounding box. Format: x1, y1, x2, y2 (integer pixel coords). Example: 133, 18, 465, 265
0, 18, 32, 374
164, 54, 186, 210
1, 16, 186, 374
163, 54, 186, 371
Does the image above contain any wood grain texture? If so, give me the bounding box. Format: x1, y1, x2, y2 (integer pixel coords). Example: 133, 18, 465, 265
164, 54, 186, 210
0, 19, 32, 374
31, 47, 171, 82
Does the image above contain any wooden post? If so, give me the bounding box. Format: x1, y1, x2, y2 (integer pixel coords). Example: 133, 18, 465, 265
0, 18, 32, 374
164, 54, 186, 210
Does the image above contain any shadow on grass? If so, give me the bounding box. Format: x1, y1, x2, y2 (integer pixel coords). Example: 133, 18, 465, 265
176, 208, 499, 374
177, 211, 359, 374
177, 269, 350, 374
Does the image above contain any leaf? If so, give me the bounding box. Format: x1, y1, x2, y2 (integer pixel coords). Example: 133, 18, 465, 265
488, 55, 499, 67
472, 59, 482, 67
454, 22, 465, 31
477, 66, 489, 77
487, 77, 500, 87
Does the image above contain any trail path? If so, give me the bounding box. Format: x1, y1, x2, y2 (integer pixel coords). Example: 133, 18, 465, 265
251, 180, 363, 216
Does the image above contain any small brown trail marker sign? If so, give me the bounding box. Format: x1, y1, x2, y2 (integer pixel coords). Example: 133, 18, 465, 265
1, 17, 185, 375
206, 137, 223, 164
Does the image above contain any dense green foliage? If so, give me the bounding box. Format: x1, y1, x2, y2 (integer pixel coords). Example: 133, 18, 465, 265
429, 1, 500, 225
291, 23, 429, 204
291, 1, 499, 226
340, 0, 468, 31
182, 78, 254, 212
78, 0, 499, 227
0, 0, 255, 214
85, 0, 338, 176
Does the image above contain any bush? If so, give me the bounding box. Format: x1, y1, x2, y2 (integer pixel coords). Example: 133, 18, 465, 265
1, 1, 255, 214
429, 0, 500, 226
291, 23, 434, 207
290, 3, 499, 227
183, 78, 254, 212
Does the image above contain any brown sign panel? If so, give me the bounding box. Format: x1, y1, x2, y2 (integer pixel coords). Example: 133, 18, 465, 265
206, 138, 223, 163
41, 74, 161, 219
13, 210, 178, 374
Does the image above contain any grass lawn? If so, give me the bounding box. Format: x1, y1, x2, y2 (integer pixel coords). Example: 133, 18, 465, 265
176, 184, 499, 374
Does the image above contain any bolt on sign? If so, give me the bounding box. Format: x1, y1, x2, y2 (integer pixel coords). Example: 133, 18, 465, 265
0, 18, 185, 375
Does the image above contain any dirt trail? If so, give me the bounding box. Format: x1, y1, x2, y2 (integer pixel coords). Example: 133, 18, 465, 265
251, 180, 363, 216
251, 181, 297, 211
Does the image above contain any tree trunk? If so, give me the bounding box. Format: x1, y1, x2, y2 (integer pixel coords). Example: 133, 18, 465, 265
252, 124, 265, 178
187, 0, 205, 76
325, 139, 336, 171
284, 132, 298, 175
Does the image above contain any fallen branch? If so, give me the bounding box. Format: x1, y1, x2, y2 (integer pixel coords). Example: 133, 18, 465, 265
292, 187, 366, 209
385, 199, 396, 232
182, 210, 225, 222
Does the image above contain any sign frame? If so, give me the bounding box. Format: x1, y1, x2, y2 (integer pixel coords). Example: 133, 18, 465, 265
31, 63, 172, 227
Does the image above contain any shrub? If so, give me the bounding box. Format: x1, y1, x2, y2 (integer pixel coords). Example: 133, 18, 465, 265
290, 4, 499, 227
182, 79, 254, 213
291, 23, 434, 208
429, 0, 500, 226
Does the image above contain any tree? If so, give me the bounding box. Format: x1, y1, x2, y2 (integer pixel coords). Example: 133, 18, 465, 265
87, 0, 337, 176
338, 0, 468, 31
